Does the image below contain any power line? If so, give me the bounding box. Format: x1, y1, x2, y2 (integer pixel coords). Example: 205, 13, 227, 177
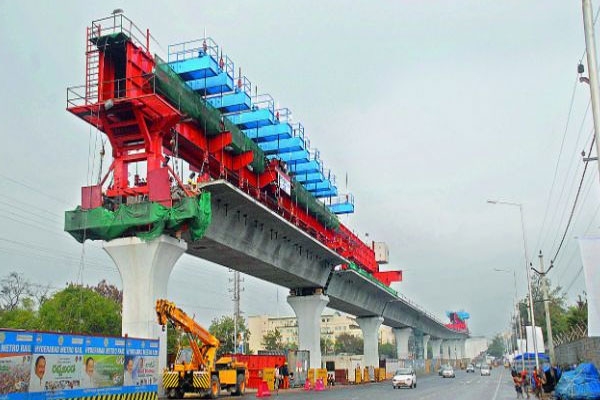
551, 135, 596, 262
535, 75, 582, 252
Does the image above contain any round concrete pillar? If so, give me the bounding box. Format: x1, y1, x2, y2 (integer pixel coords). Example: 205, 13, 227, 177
422, 334, 430, 360
287, 294, 329, 369
356, 316, 384, 369
104, 235, 187, 374
393, 327, 413, 360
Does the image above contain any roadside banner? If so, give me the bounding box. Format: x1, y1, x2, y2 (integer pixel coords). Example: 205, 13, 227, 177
577, 236, 600, 336
0, 330, 33, 399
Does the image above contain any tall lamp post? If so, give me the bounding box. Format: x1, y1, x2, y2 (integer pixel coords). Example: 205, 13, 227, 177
487, 200, 539, 370
494, 268, 525, 372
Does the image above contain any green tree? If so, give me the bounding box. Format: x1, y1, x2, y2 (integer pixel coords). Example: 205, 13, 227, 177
379, 342, 397, 359
565, 294, 588, 329
262, 328, 284, 351
38, 284, 121, 335
0, 297, 39, 329
209, 315, 250, 357
517, 276, 570, 340
334, 332, 363, 355
321, 336, 334, 355
487, 334, 505, 358
0, 272, 31, 311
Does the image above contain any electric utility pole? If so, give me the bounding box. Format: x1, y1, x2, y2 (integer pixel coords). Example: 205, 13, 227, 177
534, 251, 555, 363
582, 0, 600, 181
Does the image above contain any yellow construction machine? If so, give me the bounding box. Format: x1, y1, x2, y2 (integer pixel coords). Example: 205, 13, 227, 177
156, 299, 247, 398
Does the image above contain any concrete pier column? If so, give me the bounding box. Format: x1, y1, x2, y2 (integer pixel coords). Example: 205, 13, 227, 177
356, 316, 383, 369
456, 339, 466, 362
393, 327, 413, 360
430, 339, 442, 361
422, 334, 430, 360
287, 293, 329, 369
442, 340, 452, 362
103, 235, 187, 374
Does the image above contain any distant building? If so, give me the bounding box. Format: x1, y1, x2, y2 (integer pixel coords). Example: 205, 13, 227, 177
247, 312, 395, 354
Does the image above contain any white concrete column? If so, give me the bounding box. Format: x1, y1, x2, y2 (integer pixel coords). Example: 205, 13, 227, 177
356, 316, 383, 369
450, 340, 458, 362
104, 235, 187, 374
393, 327, 412, 360
430, 339, 442, 360
287, 294, 329, 369
442, 340, 452, 361
456, 339, 466, 361
422, 334, 430, 360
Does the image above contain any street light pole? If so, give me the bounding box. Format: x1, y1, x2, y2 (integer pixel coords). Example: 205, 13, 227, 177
487, 200, 540, 370
494, 268, 525, 372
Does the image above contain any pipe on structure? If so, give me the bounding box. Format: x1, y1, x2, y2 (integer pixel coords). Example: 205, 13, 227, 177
103, 235, 187, 375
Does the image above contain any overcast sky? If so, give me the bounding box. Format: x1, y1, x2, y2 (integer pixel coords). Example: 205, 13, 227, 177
0, 1, 598, 338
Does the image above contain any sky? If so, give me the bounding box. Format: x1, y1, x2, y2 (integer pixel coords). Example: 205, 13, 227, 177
0, 1, 598, 338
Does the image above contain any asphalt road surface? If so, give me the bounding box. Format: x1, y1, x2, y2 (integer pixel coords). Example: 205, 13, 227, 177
215, 367, 523, 400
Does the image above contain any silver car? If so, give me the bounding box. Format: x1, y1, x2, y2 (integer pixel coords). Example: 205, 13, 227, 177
480, 365, 491, 376
392, 367, 417, 389
441, 366, 455, 378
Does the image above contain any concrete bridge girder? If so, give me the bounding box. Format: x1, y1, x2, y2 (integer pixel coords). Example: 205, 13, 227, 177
187, 181, 344, 289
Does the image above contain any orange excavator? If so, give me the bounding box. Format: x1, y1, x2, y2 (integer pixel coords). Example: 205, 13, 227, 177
156, 299, 247, 398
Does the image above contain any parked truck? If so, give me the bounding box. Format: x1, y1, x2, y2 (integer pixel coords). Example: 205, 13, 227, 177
155, 299, 247, 398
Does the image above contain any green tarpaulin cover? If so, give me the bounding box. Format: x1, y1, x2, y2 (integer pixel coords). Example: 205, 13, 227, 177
64, 193, 211, 243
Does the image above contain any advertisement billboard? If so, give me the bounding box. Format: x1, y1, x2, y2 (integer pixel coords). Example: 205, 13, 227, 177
0, 329, 158, 400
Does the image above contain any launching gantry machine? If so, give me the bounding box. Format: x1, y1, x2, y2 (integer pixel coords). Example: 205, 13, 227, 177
64, 13, 402, 292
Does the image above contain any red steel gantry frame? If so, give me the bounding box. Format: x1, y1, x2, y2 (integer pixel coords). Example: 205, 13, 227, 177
67, 15, 401, 286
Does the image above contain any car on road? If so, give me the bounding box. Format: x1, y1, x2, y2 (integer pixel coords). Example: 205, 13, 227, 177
392, 367, 417, 389
438, 364, 450, 376
480, 365, 491, 376
466, 364, 475, 373
441, 366, 455, 378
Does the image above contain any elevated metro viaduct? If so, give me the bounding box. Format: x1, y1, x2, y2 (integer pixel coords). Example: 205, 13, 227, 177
63, 14, 471, 386
77, 179, 469, 374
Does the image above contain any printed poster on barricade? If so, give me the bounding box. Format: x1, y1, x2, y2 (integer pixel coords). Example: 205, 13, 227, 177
124, 338, 159, 388
81, 336, 126, 389
28, 332, 85, 395
0, 329, 33, 399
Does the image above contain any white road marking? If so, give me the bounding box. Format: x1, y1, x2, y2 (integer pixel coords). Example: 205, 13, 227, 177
492, 368, 505, 400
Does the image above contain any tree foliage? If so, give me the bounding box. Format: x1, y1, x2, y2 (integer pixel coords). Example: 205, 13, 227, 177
91, 279, 123, 306
209, 315, 250, 357
334, 332, 363, 355
488, 334, 505, 358
516, 274, 587, 342
38, 284, 121, 335
379, 342, 397, 359
262, 328, 284, 351
321, 336, 334, 355
0, 272, 31, 311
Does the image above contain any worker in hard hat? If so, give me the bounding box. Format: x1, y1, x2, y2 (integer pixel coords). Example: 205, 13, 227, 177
281, 362, 290, 389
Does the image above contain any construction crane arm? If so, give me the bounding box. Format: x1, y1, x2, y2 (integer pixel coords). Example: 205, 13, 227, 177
156, 299, 220, 370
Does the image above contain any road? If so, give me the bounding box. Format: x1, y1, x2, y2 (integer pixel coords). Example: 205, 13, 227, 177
217, 367, 521, 400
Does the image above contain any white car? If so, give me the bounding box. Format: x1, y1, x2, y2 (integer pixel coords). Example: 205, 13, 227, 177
392, 367, 417, 389
480, 365, 491, 376
441, 366, 455, 378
